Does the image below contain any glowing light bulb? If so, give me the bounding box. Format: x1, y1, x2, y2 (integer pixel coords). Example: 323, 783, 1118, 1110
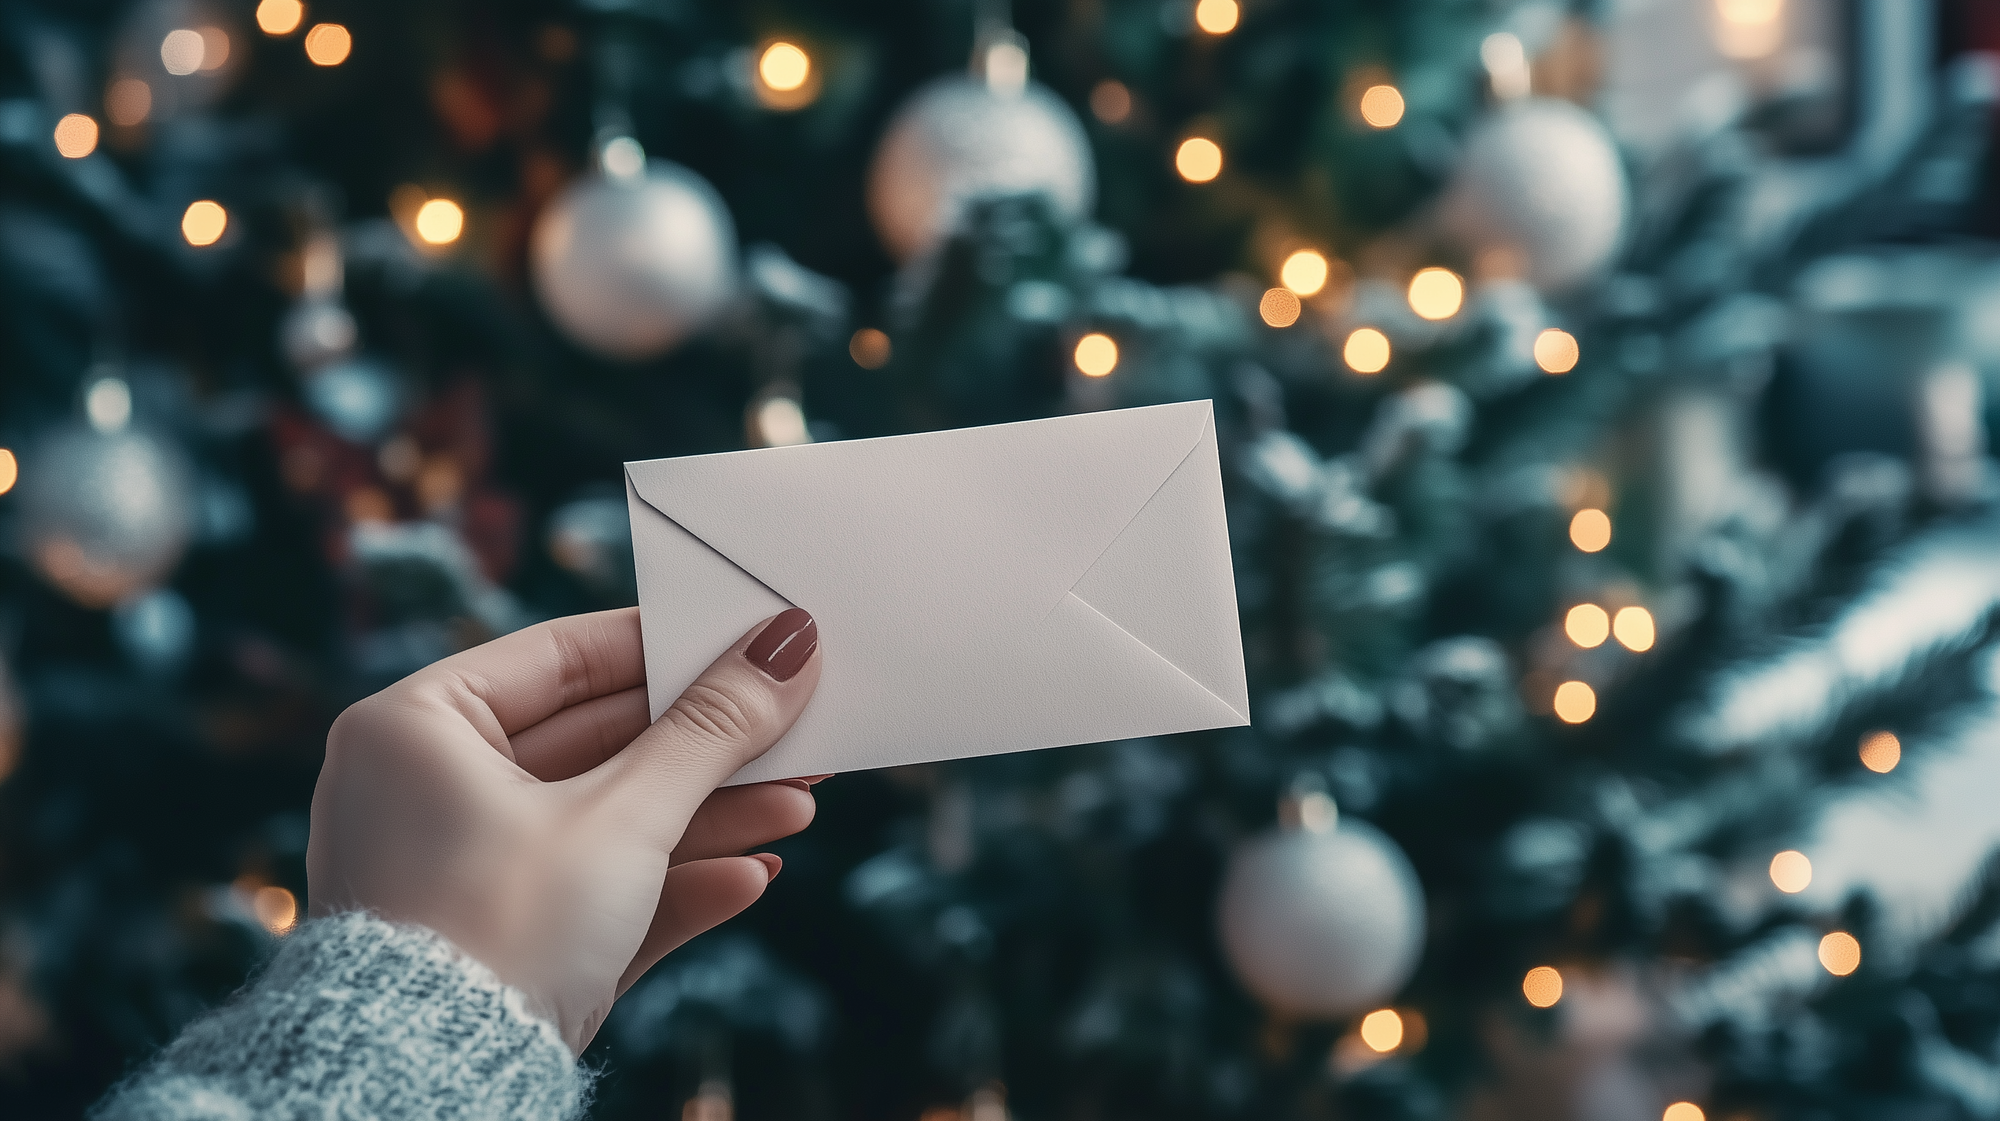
1523, 966, 1563, 1008
1769, 850, 1812, 893
1194, 0, 1240, 35
197, 27, 230, 70
1259, 288, 1301, 328
1176, 137, 1223, 183
1280, 250, 1329, 296
1359, 84, 1405, 128
1344, 327, 1390, 374
1569, 508, 1611, 552
1663, 1104, 1705, 1121
304, 23, 351, 66
1565, 604, 1609, 648
759, 42, 811, 92
849, 328, 892, 369
0, 449, 16, 496
1612, 606, 1655, 651
1716, 0, 1784, 58
1859, 730, 1901, 774
1407, 267, 1463, 320
53, 113, 98, 158
1818, 931, 1861, 976
414, 198, 464, 245
1358, 1009, 1403, 1052
1553, 681, 1596, 724
161, 29, 205, 75
257, 0, 305, 36
1074, 333, 1118, 377
107, 78, 152, 126
253, 885, 299, 935
182, 199, 228, 246
1090, 80, 1132, 125
1535, 328, 1579, 374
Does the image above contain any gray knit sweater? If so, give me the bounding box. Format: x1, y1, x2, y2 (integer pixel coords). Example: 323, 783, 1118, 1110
92, 912, 592, 1120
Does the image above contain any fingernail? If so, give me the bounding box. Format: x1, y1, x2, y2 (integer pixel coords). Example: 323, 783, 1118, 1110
801, 774, 835, 786
778, 779, 812, 792
752, 853, 783, 880
745, 608, 817, 682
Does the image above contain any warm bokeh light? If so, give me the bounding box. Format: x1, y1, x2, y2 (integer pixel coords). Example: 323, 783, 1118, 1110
1280, 250, 1329, 296
181, 200, 227, 246
107, 77, 152, 126
198, 26, 230, 70
161, 29, 205, 75
1535, 328, 1579, 374
53, 113, 98, 158
1716, 0, 1784, 59
1075, 333, 1119, 377
1359, 84, 1405, 128
1663, 1104, 1705, 1121
253, 885, 299, 935
86, 378, 132, 432
754, 397, 812, 447
1358, 1009, 1403, 1053
1613, 606, 1655, 651
414, 198, 465, 245
304, 23, 351, 66
1175, 137, 1223, 183
1570, 508, 1611, 552
1818, 931, 1861, 976
1344, 328, 1390, 374
1407, 267, 1463, 320
257, 0, 305, 36
1859, 730, 1901, 774
1194, 0, 1240, 35
1770, 850, 1812, 894
1090, 80, 1132, 125
849, 327, 892, 369
1523, 966, 1563, 1008
1553, 681, 1596, 723
1565, 604, 1609, 648
0, 449, 16, 496
758, 41, 811, 92
1259, 288, 1302, 328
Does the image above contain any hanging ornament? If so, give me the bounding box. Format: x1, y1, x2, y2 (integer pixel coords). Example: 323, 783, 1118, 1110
19, 421, 199, 609
1217, 786, 1425, 1019
530, 140, 740, 361
1439, 98, 1628, 293
866, 30, 1095, 262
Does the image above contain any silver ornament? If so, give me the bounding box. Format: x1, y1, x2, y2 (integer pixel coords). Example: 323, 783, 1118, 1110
530, 161, 740, 361
1218, 796, 1425, 1018
867, 75, 1095, 262
1441, 98, 1628, 293
19, 424, 199, 609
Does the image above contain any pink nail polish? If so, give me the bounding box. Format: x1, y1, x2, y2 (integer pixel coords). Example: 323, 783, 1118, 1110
745, 609, 817, 682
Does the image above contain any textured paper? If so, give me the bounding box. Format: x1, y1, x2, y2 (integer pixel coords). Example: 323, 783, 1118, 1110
624, 399, 1249, 784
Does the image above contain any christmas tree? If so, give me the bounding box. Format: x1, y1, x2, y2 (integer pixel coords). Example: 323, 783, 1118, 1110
3, 1, 1999, 1119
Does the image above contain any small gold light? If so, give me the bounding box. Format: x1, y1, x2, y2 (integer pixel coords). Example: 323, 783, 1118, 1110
1612, 606, 1655, 651
1194, 0, 1240, 35
1344, 327, 1390, 375
304, 23, 351, 66
758, 41, 811, 92
1553, 681, 1596, 723
1090, 80, 1132, 125
1074, 333, 1119, 377
849, 328, 892, 369
1175, 137, 1223, 183
0, 449, 16, 496
1523, 965, 1563, 1008
253, 885, 299, 935
1259, 288, 1302, 328
1716, 0, 1784, 59
754, 397, 812, 447
1359, 84, 1405, 128
182, 199, 228, 247
1818, 931, 1861, 976
1663, 1104, 1705, 1121
161, 29, 205, 76
1859, 730, 1901, 774
197, 27, 230, 71
1407, 267, 1463, 320
1536, 328, 1580, 374
53, 113, 99, 158
1280, 250, 1329, 297
107, 78, 152, 126
1769, 850, 1812, 894
257, 0, 305, 36
1358, 1008, 1403, 1052
1565, 604, 1609, 648
414, 198, 465, 245
1569, 508, 1611, 553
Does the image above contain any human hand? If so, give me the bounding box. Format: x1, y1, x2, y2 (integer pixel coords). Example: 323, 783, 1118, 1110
306, 607, 822, 1053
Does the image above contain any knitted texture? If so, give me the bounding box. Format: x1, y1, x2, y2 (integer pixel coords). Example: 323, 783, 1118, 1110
92, 912, 591, 1121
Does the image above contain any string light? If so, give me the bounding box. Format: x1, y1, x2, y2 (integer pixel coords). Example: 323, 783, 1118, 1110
198, 27, 230, 70
107, 78, 151, 126
1553, 681, 1596, 723
304, 23, 351, 66
1406, 267, 1463, 320
1859, 730, 1901, 774
1074, 333, 1118, 377
1612, 606, 1655, 651
1522, 966, 1563, 1007
1569, 508, 1611, 552
1663, 1104, 1705, 1121
1535, 328, 1579, 374
1564, 604, 1609, 648
1818, 931, 1861, 976
1716, 0, 1784, 59
1358, 1009, 1403, 1052
0, 449, 16, 496
1175, 137, 1223, 183
253, 885, 299, 935
414, 198, 465, 245
1769, 850, 1811, 893
1194, 0, 1240, 35
1090, 80, 1132, 125
53, 113, 98, 158
1259, 288, 1301, 328
1280, 250, 1329, 296
1344, 328, 1390, 374
1358, 84, 1405, 128
182, 200, 227, 247
753, 398, 812, 447
759, 42, 810, 92
257, 0, 305, 36
849, 328, 892, 369
161, 29, 205, 75
86, 378, 132, 432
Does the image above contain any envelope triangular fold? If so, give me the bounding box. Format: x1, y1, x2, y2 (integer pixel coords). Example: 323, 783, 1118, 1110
1037, 593, 1249, 739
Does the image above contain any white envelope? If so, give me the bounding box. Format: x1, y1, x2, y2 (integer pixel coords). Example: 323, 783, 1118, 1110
623, 399, 1249, 785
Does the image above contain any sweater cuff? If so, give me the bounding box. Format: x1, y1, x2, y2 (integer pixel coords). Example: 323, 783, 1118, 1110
93, 912, 591, 1121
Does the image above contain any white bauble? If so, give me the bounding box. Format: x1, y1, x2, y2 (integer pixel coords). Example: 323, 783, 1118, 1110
530, 161, 739, 361
1218, 813, 1425, 1019
1441, 98, 1628, 293
867, 75, 1095, 262
19, 424, 199, 609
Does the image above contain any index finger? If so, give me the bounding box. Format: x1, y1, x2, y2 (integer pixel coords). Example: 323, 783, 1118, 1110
412, 607, 647, 737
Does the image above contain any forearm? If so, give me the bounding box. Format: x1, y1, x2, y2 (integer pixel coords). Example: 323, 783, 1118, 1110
92, 912, 591, 1121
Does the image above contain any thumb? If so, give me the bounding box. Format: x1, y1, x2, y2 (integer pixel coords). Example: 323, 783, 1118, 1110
591, 609, 820, 847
